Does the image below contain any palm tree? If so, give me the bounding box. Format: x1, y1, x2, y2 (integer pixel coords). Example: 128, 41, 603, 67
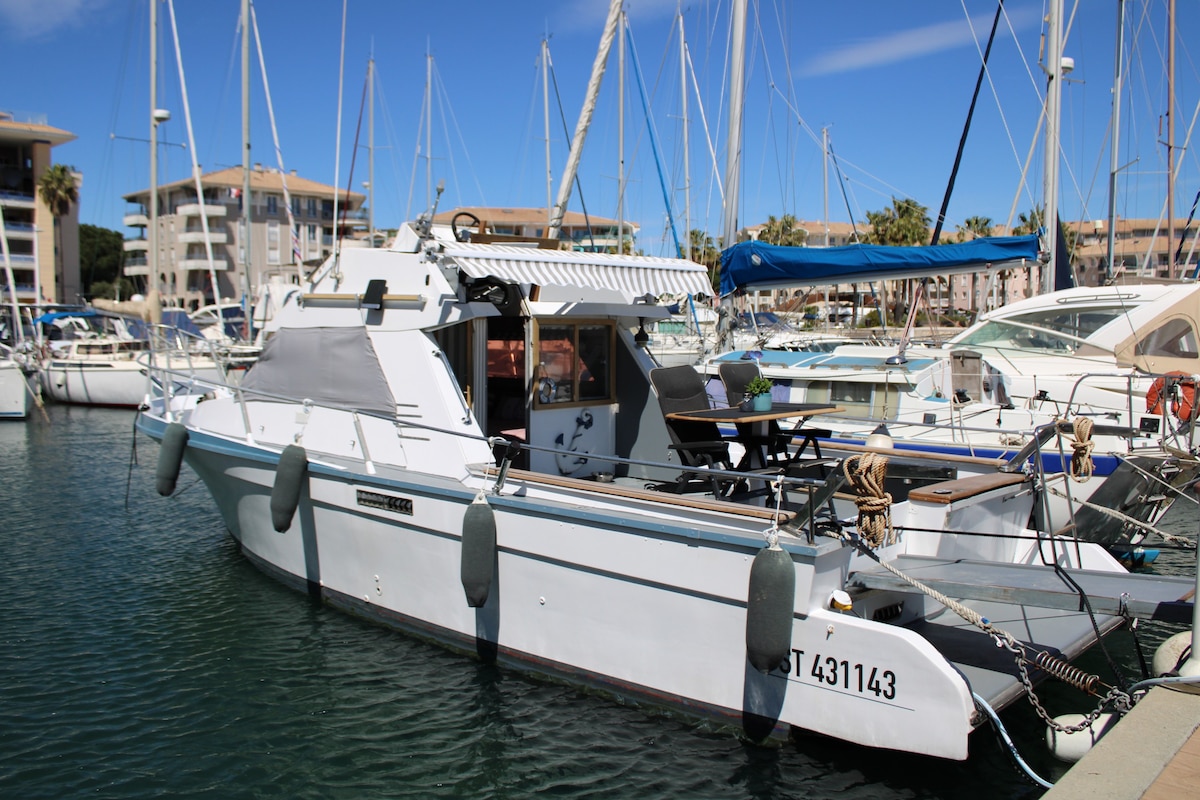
863, 197, 930, 246
688, 229, 722, 295
956, 215, 994, 240
758, 214, 808, 247
38, 163, 79, 302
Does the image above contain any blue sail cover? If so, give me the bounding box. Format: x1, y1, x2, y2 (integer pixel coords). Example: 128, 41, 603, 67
719, 234, 1042, 295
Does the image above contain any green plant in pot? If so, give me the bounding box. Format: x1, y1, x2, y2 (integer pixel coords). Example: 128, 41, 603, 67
744, 375, 774, 411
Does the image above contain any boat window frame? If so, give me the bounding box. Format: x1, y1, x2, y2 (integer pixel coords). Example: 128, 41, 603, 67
531, 318, 616, 409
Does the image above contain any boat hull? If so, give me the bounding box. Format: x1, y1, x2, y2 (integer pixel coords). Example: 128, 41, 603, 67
143, 415, 1134, 761
0, 360, 31, 419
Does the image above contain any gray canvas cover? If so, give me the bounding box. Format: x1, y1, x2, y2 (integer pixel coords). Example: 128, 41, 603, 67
241, 326, 397, 416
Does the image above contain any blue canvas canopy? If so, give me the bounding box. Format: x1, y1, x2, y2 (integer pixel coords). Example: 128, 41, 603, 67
719, 234, 1042, 296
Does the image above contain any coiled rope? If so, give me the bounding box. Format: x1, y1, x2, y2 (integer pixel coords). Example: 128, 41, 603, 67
842, 453, 893, 548
1069, 416, 1095, 481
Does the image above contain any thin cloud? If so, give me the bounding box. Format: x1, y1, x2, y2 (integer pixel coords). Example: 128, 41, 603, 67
800, 9, 1038, 78
0, 0, 109, 40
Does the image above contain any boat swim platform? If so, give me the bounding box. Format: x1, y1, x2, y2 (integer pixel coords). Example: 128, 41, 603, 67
849, 555, 1196, 624
1042, 685, 1200, 799
847, 556, 1196, 713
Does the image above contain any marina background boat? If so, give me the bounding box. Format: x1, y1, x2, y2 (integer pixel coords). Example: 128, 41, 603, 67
2, 396, 1195, 799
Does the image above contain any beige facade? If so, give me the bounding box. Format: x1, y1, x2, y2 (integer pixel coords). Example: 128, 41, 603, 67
123, 165, 365, 310
1070, 217, 1200, 284
0, 112, 79, 304
432, 206, 637, 252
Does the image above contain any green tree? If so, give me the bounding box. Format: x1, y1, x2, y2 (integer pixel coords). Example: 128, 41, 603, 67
956, 215, 994, 240
1013, 207, 1043, 235
758, 214, 808, 247
79, 224, 127, 296
863, 197, 930, 246
38, 163, 79, 301
688, 229, 722, 294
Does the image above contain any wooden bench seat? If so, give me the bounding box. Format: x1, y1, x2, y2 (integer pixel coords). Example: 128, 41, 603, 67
905, 471, 1028, 504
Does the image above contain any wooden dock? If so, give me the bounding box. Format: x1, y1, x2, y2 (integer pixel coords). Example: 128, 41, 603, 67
1042, 686, 1200, 799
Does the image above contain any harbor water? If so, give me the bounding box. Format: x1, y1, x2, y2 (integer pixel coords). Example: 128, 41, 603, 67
2, 406, 1195, 799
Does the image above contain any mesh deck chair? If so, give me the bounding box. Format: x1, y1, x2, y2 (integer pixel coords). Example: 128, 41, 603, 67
649, 365, 736, 496
718, 361, 792, 466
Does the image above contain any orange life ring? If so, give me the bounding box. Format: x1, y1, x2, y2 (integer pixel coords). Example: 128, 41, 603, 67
1146, 371, 1198, 422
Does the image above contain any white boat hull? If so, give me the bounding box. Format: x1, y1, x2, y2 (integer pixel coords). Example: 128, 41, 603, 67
0, 359, 31, 419
153, 416, 1131, 761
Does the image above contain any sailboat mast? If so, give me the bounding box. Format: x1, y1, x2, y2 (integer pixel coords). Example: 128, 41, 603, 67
617, 17, 624, 251
543, 38, 552, 226
425, 48, 432, 211
547, 0, 622, 240
1167, 0, 1176, 275
368, 54, 375, 247
679, 11, 690, 260
1041, 0, 1063, 294
822, 127, 830, 246
149, 0, 159, 295
241, 0, 252, 290
1106, 0, 1125, 281
720, 0, 746, 250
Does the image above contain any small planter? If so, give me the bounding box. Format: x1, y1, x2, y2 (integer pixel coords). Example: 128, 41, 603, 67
751, 393, 772, 412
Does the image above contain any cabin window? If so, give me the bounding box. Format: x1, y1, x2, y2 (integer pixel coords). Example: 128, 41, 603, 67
1136, 319, 1199, 359
533, 320, 614, 406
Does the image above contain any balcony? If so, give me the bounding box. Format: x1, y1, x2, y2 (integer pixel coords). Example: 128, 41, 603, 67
178, 230, 228, 244
177, 203, 228, 218
123, 212, 149, 227
180, 256, 229, 271
2, 220, 35, 238
123, 264, 150, 277
123, 238, 149, 252
0, 189, 35, 208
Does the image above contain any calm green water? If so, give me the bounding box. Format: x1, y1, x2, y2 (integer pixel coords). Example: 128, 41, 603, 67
1, 406, 1193, 799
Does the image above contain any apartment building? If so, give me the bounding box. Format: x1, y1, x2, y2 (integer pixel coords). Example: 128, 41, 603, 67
0, 112, 79, 304
1070, 217, 1199, 284
122, 165, 365, 310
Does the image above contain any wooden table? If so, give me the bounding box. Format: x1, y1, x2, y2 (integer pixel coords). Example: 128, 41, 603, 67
665, 402, 844, 471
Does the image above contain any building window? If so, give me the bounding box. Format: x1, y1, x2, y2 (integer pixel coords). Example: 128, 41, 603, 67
291, 196, 301, 217
267, 195, 278, 215
532, 320, 614, 406
267, 220, 281, 265
307, 197, 317, 217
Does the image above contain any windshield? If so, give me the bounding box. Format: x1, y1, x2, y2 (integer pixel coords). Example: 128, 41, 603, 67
954, 305, 1130, 355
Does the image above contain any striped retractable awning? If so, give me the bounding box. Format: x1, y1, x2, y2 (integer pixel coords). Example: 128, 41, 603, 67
441, 242, 713, 298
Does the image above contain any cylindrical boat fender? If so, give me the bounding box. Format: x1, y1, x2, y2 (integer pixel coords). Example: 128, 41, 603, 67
270, 444, 309, 532
1046, 713, 1119, 762
745, 544, 796, 673
1153, 630, 1194, 677
155, 422, 189, 497
460, 491, 497, 607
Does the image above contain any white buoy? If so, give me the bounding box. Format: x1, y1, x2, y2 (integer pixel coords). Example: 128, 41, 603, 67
1046, 713, 1119, 762
1153, 630, 1195, 677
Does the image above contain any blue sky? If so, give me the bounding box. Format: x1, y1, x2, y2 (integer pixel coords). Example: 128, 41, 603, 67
2, 0, 1197, 257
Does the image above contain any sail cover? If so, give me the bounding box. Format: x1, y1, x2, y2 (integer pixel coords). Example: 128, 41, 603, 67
719, 234, 1042, 295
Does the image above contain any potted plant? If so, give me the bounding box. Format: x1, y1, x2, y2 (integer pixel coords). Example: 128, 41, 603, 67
744, 375, 774, 411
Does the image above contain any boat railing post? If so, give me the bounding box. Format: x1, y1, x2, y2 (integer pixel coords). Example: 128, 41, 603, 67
235, 385, 254, 443
352, 411, 376, 474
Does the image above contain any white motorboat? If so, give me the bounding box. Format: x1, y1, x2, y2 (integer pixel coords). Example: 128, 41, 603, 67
137, 218, 1194, 761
